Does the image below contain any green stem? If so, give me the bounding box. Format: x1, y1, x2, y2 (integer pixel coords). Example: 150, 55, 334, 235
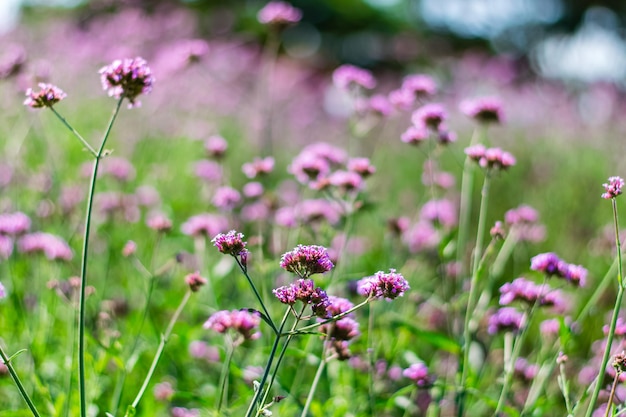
235, 257, 277, 334
125, 289, 192, 415
458, 173, 491, 416
288, 298, 371, 335
585, 198, 624, 417
245, 308, 291, 417
49, 106, 97, 157
217, 340, 235, 412
77, 97, 123, 417
0, 344, 41, 417
300, 339, 330, 417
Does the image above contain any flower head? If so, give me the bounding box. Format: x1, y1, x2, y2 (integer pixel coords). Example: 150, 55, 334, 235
204, 309, 261, 341
242, 156, 275, 179
357, 269, 409, 300
181, 213, 228, 238
403, 363, 434, 388
488, 307, 524, 334
17, 232, 73, 261
401, 125, 429, 145
257, 1, 302, 26
401, 74, 437, 97
602, 176, 624, 199
460, 97, 504, 124
280, 244, 334, 278
212, 230, 247, 256
465, 145, 515, 170
333, 64, 376, 91
99, 57, 154, 108
205, 135, 228, 159
24, 83, 66, 108
0, 281, 5, 299
412, 103, 447, 130
185, 271, 207, 292
0, 212, 31, 235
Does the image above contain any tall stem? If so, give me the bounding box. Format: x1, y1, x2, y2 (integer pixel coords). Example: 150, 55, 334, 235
0, 345, 41, 417
585, 198, 624, 417
49, 106, 97, 157
458, 172, 491, 416
300, 339, 330, 417
77, 98, 123, 417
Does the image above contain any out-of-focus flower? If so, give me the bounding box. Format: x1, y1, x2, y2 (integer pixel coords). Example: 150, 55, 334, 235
242, 156, 275, 179
420, 199, 457, 228
514, 358, 539, 382
0, 235, 13, 259
188, 340, 220, 362
185, 271, 207, 292
204, 135, 228, 159
356, 269, 409, 300
181, 213, 228, 238
320, 317, 360, 340
0, 212, 31, 235
280, 244, 334, 278
403, 220, 440, 253
487, 307, 524, 334
17, 232, 73, 261
212, 230, 247, 256
499, 277, 565, 310
366, 94, 393, 117
401, 125, 429, 145
146, 213, 172, 232
464, 145, 515, 170
242, 182, 264, 199
388, 88, 415, 111
460, 96, 504, 124
24, 83, 66, 108
602, 176, 624, 199
172, 407, 200, 417
289, 152, 330, 184
0, 281, 6, 299
0, 44, 26, 79
412, 103, 447, 130
204, 309, 261, 341
153, 381, 174, 402
490, 221, 506, 239
530, 252, 587, 287
347, 157, 376, 177
402, 74, 437, 97
328, 170, 363, 191
122, 240, 136, 257
194, 160, 223, 183
212, 186, 241, 210
99, 57, 154, 108
257, 1, 302, 26
333, 64, 376, 91
403, 363, 435, 388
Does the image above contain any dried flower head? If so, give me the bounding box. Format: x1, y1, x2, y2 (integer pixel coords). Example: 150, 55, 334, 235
602, 176, 624, 199
24, 83, 66, 108
99, 57, 154, 108
280, 244, 334, 278
212, 230, 247, 256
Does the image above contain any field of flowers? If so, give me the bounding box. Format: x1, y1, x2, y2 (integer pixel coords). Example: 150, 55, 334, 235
3, 2, 626, 417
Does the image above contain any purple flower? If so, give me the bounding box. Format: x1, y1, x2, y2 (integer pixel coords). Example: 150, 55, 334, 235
602, 176, 624, 199
280, 244, 334, 278
490, 221, 506, 239
388, 88, 415, 111
401, 74, 437, 97
505, 205, 539, 225
204, 309, 261, 341
185, 271, 207, 292
401, 125, 429, 145
181, 213, 228, 238
412, 103, 447, 130
0, 44, 26, 79
0, 212, 31, 235
514, 357, 539, 382
122, 240, 136, 257
172, 407, 200, 417
304, 142, 348, 165
296, 199, 342, 225
146, 213, 172, 232
487, 307, 524, 334
320, 317, 360, 340
273, 279, 330, 317
242, 182, 264, 199
328, 170, 363, 191
100, 157, 136, 182
212, 186, 241, 210
241, 201, 271, 222
465, 145, 515, 170
326, 296, 354, 317
403, 363, 434, 388
403, 220, 440, 253
333, 64, 376, 91
257, 1, 302, 26
347, 157, 376, 177
357, 269, 409, 300
460, 97, 504, 124
242, 156, 275, 179
194, 160, 223, 183
289, 152, 330, 184
0, 281, 5, 299
204, 135, 228, 159
0, 235, 13, 259
498, 277, 565, 310
24, 83, 66, 108
530, 252, 562, 275
212, 230, 247, 256
420, 199, 457, 228
153, 381, 174, 402
366, 94, 393, 117
17, 232, 73, 261
99, 57, 154, 108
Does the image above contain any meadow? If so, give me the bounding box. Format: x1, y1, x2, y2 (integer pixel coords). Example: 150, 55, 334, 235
2, 2, 626, 416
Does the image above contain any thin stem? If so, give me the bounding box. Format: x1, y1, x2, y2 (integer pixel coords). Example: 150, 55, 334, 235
458, 172, 491, 416
367, 303, 376, 415
49, 106, 97, 157
126, 289, 192, 414
300, 338, 330, 417
585, 198, 624, 417
245, 308, 291, 417
0, 344, 41, 417
235, 257, 277, 334
603, 371, 620, 417
77, 97, 123, 417
217, 340, 235, 412
289, 298, 371, 335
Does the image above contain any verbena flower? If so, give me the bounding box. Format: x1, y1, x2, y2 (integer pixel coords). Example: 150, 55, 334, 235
185, 271, 207, 292
465, 145, 516, 170
487, 307, 524, 334
333, 64, 376, 91
412, 103, 447, 130
320, 317, 360, 341
212, 230, 247, 256
204, 135, 228, 159
403, 363, 434, 388
0, 281, 5, 299
420, 199, 457, 228
99, 57, 154, 108
17, 232, 73, 261
530, 252, 587, 287
602, 176, 624, 199
0, 211, 31, 235
401, 74, 437, 97
153, 381, 174, 402
273, 278, 330, 318
181, 213, 228, 238
242, 156, 275, 179
24, 83, 66, 108
257, 1, 302, 26
122, 240, 136, 257
499, 277, 565, 310
514, 357, 539, 382
204, 309, 261, 341
146, 213, 172, 232
401, 125, 429, 145
347, 157, 376, 177
212, 186, 241, 210
357, 269, 409, 300
460, 96, 504, 124
242, 182, 264, 199
280, 244, 334, 278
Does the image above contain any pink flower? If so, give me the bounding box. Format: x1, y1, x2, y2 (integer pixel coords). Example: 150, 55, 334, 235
602, 176, 624, 199
333, 64, 376, 91
185, 271, 207, 292
212, 186, 241, 210
204, 309, 261, 341
257, 1, 302, 26
17, 232, 73, 261
242, 156, 275, 179
460, 96, 504, 124
356, 269, 409, 300
181, 213, 228, 238
99, 57, 154, 108
24, 83, 66, 108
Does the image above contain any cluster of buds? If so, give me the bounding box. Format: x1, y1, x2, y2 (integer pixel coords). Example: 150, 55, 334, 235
465, 144, 516, 170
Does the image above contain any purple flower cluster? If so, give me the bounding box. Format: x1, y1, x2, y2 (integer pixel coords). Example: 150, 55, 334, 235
212, 186, 241, 210
356, 269, 410, 300
332, 64, 376, 91
242, 156, 275, 179
530, 252, 588, 287
499, 277, 565, 310
280, 244, 334, 278
212, 230, 247, 256
184, 271, 207, 292
203, 309, 261, 341
273, 278, 330, 318
204, 135, 228, 159
488, 307, 524, 334
460, 96, 504, 124
17, 232, 72, 261
99, 57, 154, 108
464, 144, 516, 170
181, 213, 228, 238
403, 363, 435, 388
504, 204, 546, 243
24, 83, 67, 108
602, 176, 624, 199
514, 358, 539, 382
0, 212, 31, 235
412, 103, 447, 130
401, 103, 456, 146
257, 1, 302, 26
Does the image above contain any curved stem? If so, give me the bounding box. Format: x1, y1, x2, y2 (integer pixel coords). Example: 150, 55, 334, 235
49, 106, 97, 157
0, 344, 41, 417
77, 97, 123, 417
235, 257, 277, 334
585, 198, 624, 417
